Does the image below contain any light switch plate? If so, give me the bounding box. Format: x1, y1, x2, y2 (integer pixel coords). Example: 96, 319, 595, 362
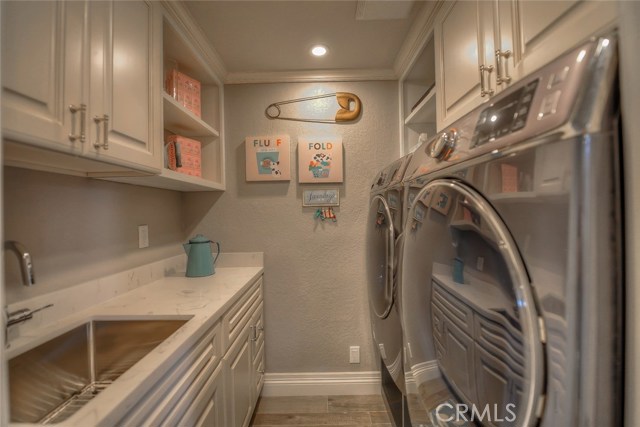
349, 346, 360, 364
138, 225, 149, 249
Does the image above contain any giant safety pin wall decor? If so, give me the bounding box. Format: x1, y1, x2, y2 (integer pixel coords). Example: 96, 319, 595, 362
265, 92, 362, 123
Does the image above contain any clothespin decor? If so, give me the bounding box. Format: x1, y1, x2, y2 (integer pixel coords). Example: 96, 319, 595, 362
315, 207, 337, 222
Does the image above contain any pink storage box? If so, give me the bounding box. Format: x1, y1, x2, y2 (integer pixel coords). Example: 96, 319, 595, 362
166, 70, 202, 118
165, 135, 202, 177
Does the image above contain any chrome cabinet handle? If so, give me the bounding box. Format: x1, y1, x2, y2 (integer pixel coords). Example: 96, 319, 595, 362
479, 64, 495, 97
495, 49, 512, 85
93, 114, 109, 150
251, 325, 264, 341
68, 104, 86, 143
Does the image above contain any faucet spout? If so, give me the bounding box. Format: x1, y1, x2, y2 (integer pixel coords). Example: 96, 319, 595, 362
5, 240, 35, 286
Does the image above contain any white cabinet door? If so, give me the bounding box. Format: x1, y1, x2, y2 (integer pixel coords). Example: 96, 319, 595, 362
517, 0, 616, 82
1, 1, 84, 152
435, 0, 484, 129
225, 331, 253, 427
87, 0, 160, 172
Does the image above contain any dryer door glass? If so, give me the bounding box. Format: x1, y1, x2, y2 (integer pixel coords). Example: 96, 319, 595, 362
366, 195, 395, 319
401, 179, 544, 427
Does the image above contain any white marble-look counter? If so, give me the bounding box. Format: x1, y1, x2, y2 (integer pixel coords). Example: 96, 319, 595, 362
6, 253, 263, 427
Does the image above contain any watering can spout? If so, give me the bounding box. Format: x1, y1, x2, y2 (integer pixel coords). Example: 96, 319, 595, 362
183, 243, 191, 255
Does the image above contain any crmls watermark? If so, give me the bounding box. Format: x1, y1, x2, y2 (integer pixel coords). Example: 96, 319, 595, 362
434, 402, 517, 425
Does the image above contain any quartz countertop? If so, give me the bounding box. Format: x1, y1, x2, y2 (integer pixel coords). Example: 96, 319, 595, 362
7, 254, 263, 427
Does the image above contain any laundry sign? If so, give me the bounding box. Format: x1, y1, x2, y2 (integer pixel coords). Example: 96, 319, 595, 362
245, 135, 291, 181
298, 136, 343, 183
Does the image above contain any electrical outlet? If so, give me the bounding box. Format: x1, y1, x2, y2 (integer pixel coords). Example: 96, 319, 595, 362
138, 225, 149, 249
349, 346, 360, 364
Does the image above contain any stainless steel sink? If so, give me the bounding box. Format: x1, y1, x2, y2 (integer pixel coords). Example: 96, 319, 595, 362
9, 319, 189, 424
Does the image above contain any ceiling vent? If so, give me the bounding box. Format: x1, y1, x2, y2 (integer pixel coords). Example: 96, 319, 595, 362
355, 0, 415, 21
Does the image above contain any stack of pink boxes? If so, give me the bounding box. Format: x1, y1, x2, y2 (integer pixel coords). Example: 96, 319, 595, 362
166, 69, 201, 118
165, 135, 202, 177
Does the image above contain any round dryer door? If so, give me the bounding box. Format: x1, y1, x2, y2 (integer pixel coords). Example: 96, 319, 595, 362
366, 195, 395, 319
401, 179, 544, 427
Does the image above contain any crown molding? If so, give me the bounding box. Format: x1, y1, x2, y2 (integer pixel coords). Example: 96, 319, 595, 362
160, 1, 228, 83
393, 0, 444, 79
225, 68, 397, 85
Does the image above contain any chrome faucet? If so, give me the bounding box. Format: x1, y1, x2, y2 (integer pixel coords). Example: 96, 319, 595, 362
5, 240, 35, 286
4, 304, 53, 348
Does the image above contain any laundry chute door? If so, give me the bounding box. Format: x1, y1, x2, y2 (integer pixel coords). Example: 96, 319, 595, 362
366, 195, 395, 320
401, 179, 544, 427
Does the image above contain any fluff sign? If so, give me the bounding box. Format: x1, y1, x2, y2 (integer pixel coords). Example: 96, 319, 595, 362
245, 135, 291, 181
298, 136, 343, 183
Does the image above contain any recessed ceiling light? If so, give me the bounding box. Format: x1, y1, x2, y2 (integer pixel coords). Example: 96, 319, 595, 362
311, 45, 328, 57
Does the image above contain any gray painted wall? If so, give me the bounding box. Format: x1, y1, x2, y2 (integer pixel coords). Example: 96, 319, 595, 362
3, 167, 185, 304
184, 81, 399, 373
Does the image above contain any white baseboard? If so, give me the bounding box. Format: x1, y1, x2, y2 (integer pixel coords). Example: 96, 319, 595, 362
261, 371, 382, 396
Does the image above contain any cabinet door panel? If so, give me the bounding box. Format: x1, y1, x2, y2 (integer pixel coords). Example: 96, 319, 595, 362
441, 1, 480, 110
442, 320, 477, 404
88, 0, 159, 171
435, 0, 484, 128
520, 1, 578, 47
226, 336, 253, 427
1, 1, 83, 152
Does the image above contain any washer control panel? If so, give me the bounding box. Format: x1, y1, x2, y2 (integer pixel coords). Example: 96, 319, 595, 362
471, 79, 539, 147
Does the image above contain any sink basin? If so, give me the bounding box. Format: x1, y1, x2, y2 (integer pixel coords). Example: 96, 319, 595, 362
9, 318, 189, 424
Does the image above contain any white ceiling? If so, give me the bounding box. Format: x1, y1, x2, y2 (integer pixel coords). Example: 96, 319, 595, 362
182, 0, 426, 81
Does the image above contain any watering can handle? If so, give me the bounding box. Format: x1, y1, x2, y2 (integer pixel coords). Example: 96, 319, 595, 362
212, 241, 221, 264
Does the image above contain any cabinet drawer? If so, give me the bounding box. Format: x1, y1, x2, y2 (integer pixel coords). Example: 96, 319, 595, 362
432, 280, 474, 334
162, 357, 222, 426
117, 321, 221, 426
174, 362, 224, 427
431, 300, 445, 345
224, 278, 262, 349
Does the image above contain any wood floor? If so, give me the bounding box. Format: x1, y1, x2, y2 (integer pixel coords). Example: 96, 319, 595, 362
249, 395, 393, 426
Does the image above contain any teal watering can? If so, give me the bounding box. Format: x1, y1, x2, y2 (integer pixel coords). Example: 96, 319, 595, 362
183, 235, 220, 277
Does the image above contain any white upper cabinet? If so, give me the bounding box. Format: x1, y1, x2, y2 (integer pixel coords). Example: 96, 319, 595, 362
516, 0, 616, 79
435, 0, 483, 129
1, 1, 84, 153
2, 0, 162, 175
86, 1, 161, 171
433, 0, 617, 130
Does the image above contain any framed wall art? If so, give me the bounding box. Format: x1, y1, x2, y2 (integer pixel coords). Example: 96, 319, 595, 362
245, 135, 291, 181
298, 136, 343, 183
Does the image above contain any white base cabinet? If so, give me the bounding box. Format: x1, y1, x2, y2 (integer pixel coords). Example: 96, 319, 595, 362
224, 278, 265, 427
115, 276, 264, 427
